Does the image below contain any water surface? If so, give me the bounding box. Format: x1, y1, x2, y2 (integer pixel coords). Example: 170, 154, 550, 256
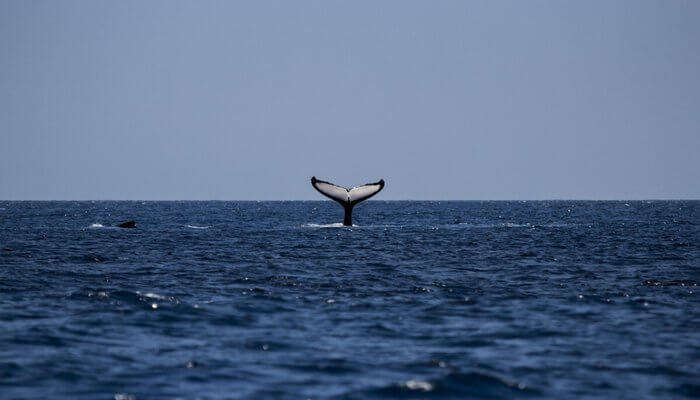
0, 201, 697, 399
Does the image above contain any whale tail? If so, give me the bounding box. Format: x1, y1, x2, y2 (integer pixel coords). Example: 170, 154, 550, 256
311, 176, 385, 226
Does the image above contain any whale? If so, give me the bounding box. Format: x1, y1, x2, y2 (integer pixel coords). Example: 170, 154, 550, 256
117, 220, 136, 228
311, 176, 385, 226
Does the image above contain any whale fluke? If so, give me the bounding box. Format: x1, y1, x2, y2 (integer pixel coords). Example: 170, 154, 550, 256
311, 177, 385, 226
117, 220, 136, 228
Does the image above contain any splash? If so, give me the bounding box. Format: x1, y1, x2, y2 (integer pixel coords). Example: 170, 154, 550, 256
89, 223, 104, 228
303, 223, 348, 228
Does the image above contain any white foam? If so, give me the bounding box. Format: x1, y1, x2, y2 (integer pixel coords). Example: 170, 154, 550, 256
451, 222, 579, 229
404, 379, 433, 391
138, 291, 167, 300
89, 223, 104, 228
303, 223, 347, 228
454, 222, 530, 228
502, 222, 530, 228
541, 222, 577, 228
186, 225, 210, 229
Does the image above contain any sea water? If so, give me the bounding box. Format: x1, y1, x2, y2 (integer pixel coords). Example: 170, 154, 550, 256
0, 201, 697, 399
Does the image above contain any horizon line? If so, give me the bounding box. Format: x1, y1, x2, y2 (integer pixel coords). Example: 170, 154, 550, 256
1, 198, 698, 202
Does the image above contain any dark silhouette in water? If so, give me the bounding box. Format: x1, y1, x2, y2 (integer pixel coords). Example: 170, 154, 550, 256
311, 176, 385, 226
117, 220, 136, 228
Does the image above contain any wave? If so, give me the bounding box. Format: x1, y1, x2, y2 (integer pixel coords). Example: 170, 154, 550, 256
302, 222, 575, 230
186, 225, 210, 229
452, 222, 532, 228
303, 223, 347, 228
345, 371, 539, 399
136, 291, 169, 300
74, 289, 182, 309
302, 223, 402, 229
540, 222, 577, 228
451, 222, 578, 229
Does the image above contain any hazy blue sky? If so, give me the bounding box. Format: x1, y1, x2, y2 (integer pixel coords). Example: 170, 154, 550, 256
1, 1, 698, 200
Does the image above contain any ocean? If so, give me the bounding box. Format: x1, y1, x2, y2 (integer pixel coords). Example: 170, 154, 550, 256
0, 200, 697, 399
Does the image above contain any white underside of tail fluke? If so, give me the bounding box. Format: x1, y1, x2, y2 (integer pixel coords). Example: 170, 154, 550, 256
311, 177, 385, 205
311, 179, 350, 203
348, 183, 384, 203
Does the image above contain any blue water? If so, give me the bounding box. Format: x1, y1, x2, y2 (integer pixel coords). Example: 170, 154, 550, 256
1, 201, 698, 400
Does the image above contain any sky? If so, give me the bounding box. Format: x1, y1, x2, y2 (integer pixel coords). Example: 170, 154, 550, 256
1, 0, 698, 200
